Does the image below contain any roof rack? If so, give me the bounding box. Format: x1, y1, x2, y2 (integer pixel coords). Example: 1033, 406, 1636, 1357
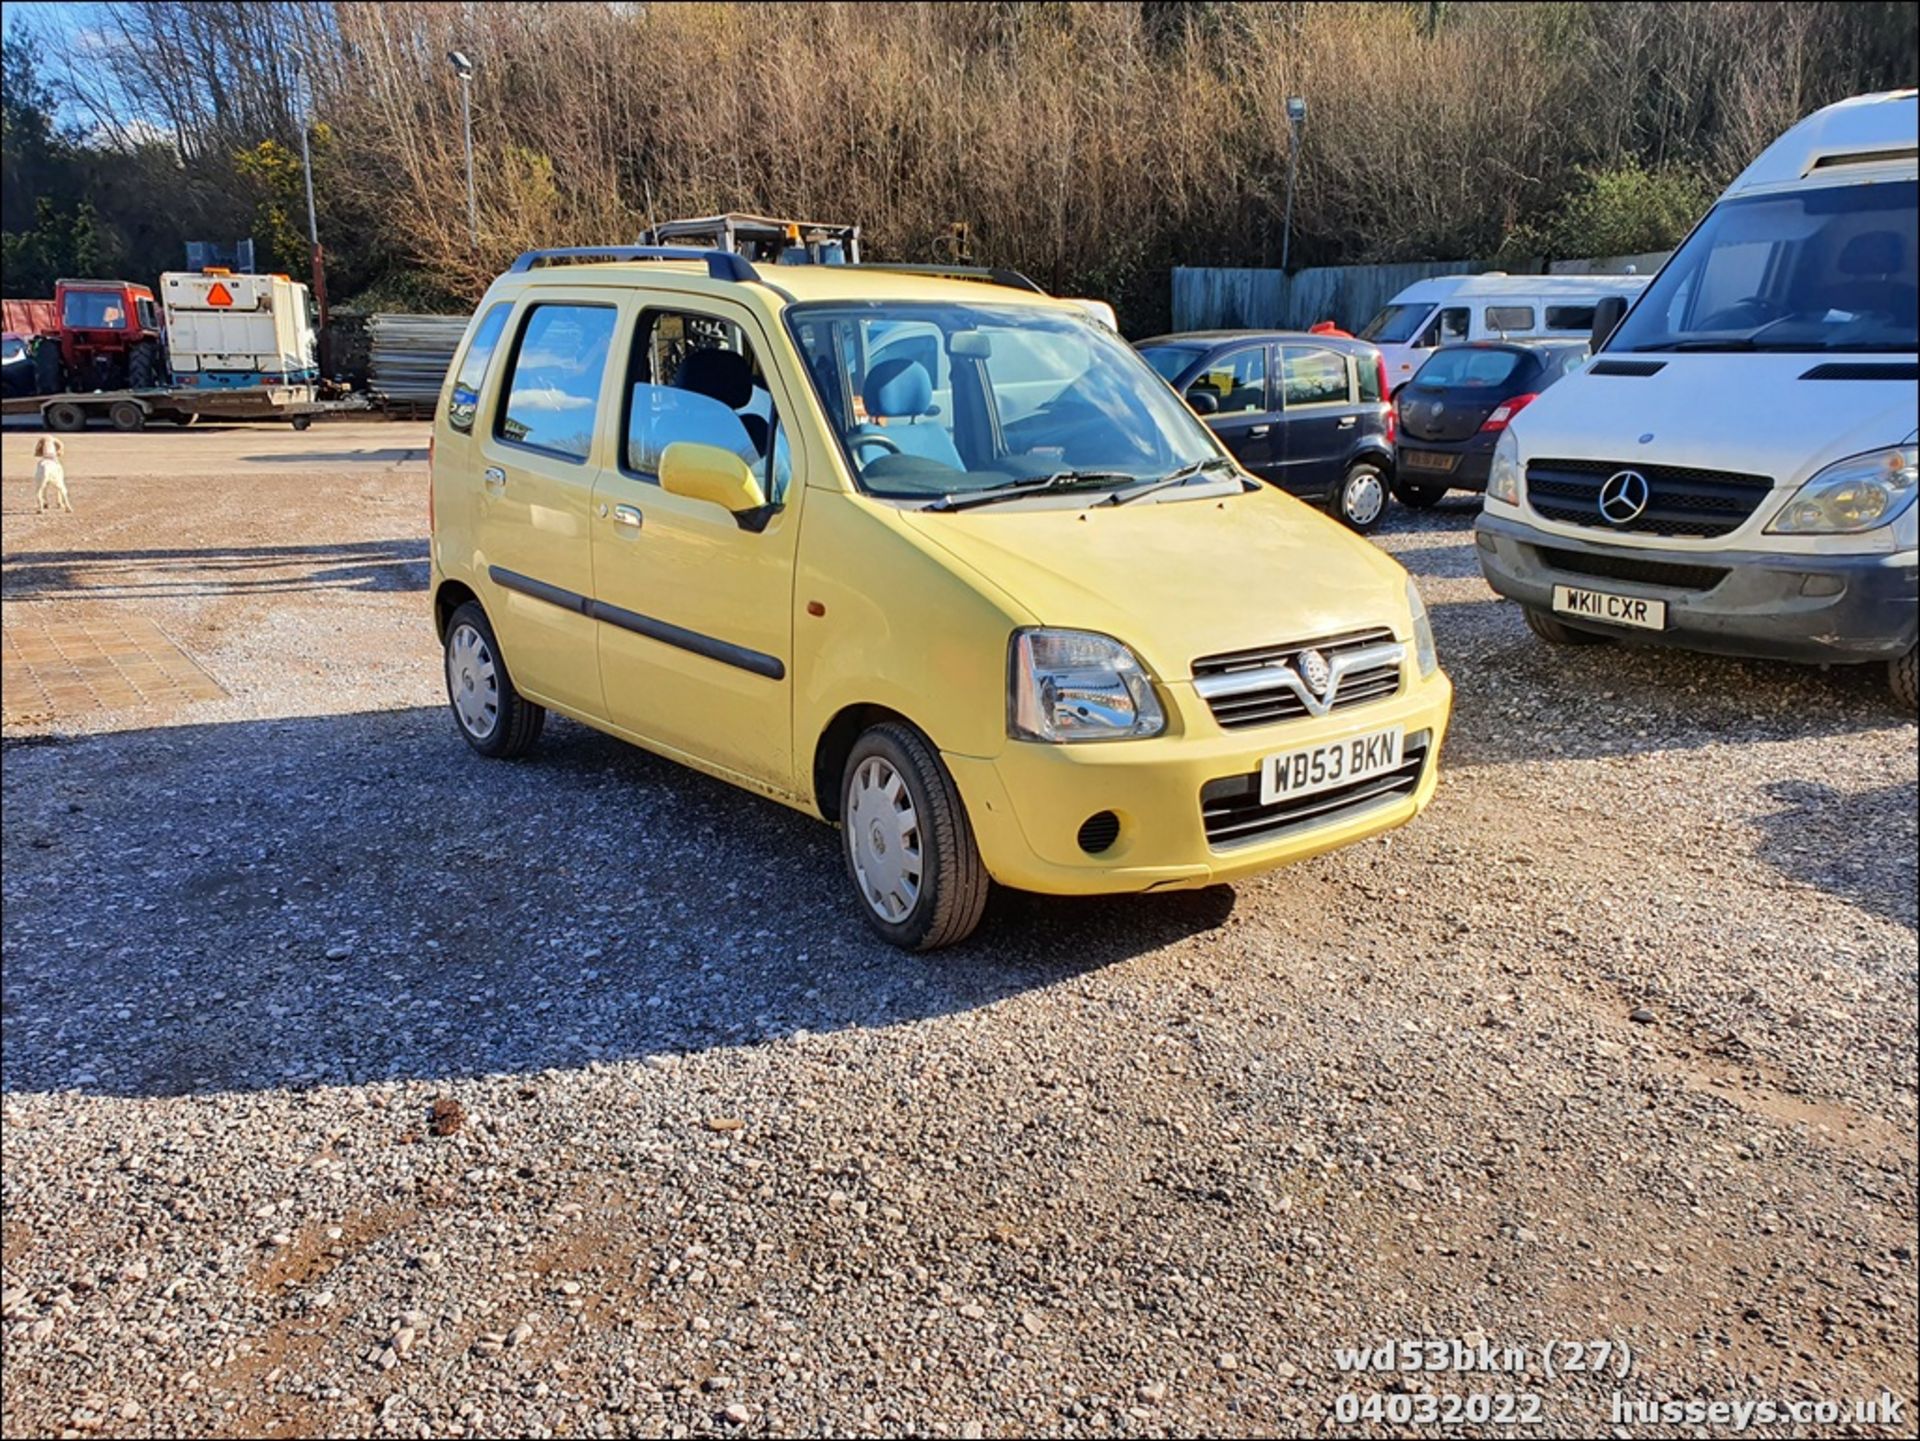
505, 246, 759, 282
843, 263, 1046, 294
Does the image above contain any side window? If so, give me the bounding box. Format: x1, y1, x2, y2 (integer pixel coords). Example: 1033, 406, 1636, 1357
448, 302, 511, 434
623, 308, 791, 504
136, 298, 159, 330
1544, 304, 1595, 332
1414, 306, 1469, 348
496, 303, 616, 462
1280, 346, 1352, 407
1190, 347, 1267, 415
1485, 305, 1535, 333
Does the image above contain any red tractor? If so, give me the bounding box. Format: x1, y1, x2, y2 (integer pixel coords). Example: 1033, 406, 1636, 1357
31, 278, 168, 394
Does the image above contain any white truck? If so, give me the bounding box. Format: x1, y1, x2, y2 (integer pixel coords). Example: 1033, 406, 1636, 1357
1474, 89, 1919, 709
160, 269, 318, 389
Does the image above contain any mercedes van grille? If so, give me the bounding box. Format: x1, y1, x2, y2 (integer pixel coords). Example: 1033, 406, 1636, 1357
1201, 732, 1431, 850
1526, 459, 1773, 539
1192, 627, 1404, 729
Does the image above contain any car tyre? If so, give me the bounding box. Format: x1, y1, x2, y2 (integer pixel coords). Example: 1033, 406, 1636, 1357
1892, 645, 1918, 712
841, 721, 989, 951
1523, 607, 1614, 646
1331, 462, 1388, 533
444, 601, 545, 758
1391, 477, 1450, 509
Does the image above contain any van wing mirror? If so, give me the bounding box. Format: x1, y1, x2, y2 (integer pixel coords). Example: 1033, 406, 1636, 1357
1590, 295, 1628, 351
659, 442, 767, 517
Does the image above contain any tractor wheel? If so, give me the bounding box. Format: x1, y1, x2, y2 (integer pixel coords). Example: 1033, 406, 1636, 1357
33, 343, 62, 396
127, 339, 162, 390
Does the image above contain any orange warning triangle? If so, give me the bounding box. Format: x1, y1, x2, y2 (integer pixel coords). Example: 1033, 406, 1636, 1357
206, 282, 233, 307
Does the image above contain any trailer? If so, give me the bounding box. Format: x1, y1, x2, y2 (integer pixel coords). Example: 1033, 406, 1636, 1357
2, 382, 368, 432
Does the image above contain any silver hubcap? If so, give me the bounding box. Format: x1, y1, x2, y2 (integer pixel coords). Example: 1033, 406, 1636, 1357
447, 622, 500, 739
847, 756, 922, 923
1346, 471, 1384, 525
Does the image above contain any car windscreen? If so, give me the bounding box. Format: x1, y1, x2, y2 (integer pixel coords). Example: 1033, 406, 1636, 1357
1137, 343, 1206, 383
1410, 348, 1525, 387
1359, 303, 1431, 344
788, 302, 1219, 501
1610, 178, 1918, 354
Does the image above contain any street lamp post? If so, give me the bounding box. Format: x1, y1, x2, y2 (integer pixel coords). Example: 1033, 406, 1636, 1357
1280, 95, 1307, 277
449, 51, 478, 251
290, 52, 331, 377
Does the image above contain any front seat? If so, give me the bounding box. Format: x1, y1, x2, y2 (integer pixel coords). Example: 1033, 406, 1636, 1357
1821, 230, 1917, 320
674, 348, 768, 455
858, 358, 963, 468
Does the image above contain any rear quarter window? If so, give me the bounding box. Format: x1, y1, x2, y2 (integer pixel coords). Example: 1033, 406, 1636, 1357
1544, 304, 1596, 331
448, 302, 511, 434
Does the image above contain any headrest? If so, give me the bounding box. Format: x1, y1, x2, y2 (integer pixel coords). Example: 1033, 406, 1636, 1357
1837, 230, 1903, 277
863, 357, 933, 418
673, 347, 754, 409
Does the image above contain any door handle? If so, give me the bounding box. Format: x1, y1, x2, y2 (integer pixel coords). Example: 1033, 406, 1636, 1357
482, 466, 506, 490
612, 504, 644, 531
1338, 416, 1357, 428
1248, 424, 1270, 436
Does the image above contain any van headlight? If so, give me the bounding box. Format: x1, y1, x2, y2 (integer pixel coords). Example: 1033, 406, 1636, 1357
1767, 446, 1918, 534
1407, 580, 1439, 679
1008, 629, 1165, 742
1486, 428, 1523, 506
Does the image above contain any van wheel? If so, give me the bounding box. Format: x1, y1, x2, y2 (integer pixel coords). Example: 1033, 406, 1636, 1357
1892, 645, 1918, 711
1392, 478, 1449, 509
841, 722, 989, 951
1331, 462, 1388, 533
444, 601, 545, 758
1524, 607, 1614, 646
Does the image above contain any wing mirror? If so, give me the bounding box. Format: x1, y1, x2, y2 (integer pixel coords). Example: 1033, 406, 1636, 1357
659, 442, 768, 521
1590, 295, 1628, 351
1185, 387, 1220, 416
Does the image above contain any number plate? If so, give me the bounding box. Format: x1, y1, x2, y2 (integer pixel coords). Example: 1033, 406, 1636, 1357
1260, 727, 1405, 806
1400, 449, 1458, 473
1552, 584, 1667, 631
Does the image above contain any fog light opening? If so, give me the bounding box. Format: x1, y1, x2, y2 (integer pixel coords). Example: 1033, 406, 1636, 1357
1077, 810, 1121, 855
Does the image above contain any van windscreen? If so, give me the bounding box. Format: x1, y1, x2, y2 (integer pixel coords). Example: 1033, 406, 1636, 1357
1359, 304, 1430, 344
1610, 179, 1918, 354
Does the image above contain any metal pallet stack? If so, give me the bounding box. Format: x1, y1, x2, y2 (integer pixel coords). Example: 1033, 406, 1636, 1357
367, 313, 470, 414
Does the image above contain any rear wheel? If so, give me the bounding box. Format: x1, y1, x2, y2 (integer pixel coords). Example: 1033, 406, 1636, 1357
1524, 607, 1614, 646
444, 602, 545, 758
841, 722, 989, 951
108, 400, 146, 431
127, 339, 162, 390
1892, 645, 1917, 711
1331, 462, 1388, 533
43, 401, 87, 432
32, 343, 62, 396
1392, 477, 1450, 508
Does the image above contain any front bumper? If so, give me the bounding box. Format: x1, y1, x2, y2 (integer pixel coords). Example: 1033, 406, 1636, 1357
1396, 435, 1496, 491
1475, 510, 1919, 664
944, 671, 1452, 896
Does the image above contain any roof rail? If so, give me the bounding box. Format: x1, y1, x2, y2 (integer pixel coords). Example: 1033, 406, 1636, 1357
843, 262, 1047, 294
505, 246, 759, 282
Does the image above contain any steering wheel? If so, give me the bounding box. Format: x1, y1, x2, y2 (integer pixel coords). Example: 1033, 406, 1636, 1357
849, 431, 902, 459
1698, 295, 1787, 331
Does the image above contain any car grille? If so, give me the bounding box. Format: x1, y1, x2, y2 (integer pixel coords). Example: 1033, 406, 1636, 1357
1191, 627, 1404, 730
1526, 458, 1773, 539
1201, 731, 1431, 850
1535, 546, 1730, 593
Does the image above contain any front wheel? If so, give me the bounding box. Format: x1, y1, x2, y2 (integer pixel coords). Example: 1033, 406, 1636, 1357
1330, 463, 1388, 533
841, 722, 989, 950
444, 602, 545, 758
1523, 607, 1615, 647
1892, 645, 1917, 711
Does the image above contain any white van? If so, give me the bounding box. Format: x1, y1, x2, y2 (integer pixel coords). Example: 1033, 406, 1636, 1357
1360, 273, 1649, 393
1475, 90, 1918, 708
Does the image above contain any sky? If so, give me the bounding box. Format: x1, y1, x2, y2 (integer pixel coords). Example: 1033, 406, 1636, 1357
5, 1, 128, 124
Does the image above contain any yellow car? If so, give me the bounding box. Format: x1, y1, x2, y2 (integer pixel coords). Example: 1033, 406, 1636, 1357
429, 248, 1452, 948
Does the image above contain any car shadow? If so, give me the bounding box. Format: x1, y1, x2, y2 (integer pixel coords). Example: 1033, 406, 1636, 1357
240, 448, 426, 464
0, 539, 428, 599
1750, 778, 1918, 932
1, 708, 1239, 1098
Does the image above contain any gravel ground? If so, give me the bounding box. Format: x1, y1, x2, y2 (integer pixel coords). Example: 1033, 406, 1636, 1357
3, 423, 1915, 1438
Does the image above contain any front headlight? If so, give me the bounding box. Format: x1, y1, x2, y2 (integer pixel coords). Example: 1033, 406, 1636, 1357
1407, 579, 1439, 679
1008, 629, 1165, 742
1486, 428, 1522, 506
1767, 445, 1918, 534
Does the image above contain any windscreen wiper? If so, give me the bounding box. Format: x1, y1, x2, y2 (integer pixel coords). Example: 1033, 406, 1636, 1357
924, 470, 1139, 513
1099, 456, 1241, 506
1633, 338, 1829, 353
